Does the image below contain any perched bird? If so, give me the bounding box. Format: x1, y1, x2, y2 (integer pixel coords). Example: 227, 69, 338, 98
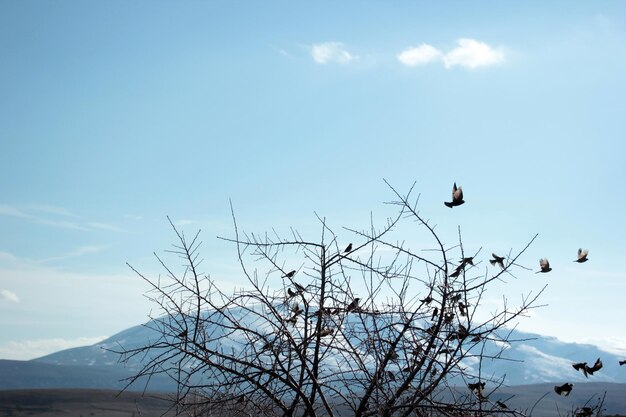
468, 381, 486, 399
496, 400, 508, 410
458, 302, 467, 316
585, 358, 602, 375
344, 243, 353, 253
449, 266, 462, 278
471, 334, 482, 342
421, 295, 433, 304
457, 323, 469, 339
554, 383, 573, 396
431, 307, 439, 321
460, 257, 474, 266
287, 288, 297, 298
444, 312, 454, 324
572, 362, 588, 378
575, 407, 593, 417
346, 298, 361, 312
294, 282, 306, 293
319, 327, 334, 337
620, 360, 626, 366
536, 258, 552, 273
291, 304, 303, 315
285, 316, 297, 325
450, 293, 463, 303
490, 253, 505, 269
283, 270, 296, 278
177, 329, 188, 339
575, 248, 589, 263
386, 371, 396, 381
444, 182, 465, 208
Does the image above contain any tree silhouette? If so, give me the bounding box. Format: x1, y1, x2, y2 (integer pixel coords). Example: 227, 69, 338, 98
118, 181, 564, 417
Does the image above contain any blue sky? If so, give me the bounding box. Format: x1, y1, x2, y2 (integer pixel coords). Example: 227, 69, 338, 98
1, 1, 625, 360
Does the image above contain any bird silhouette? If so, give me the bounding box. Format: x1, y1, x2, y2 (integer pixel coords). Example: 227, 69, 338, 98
496, 400, 508, 410
444, 182, 465, 208
177, 329, 188, 339
344, 243, 353, 253
575, 248, 589, 263
536, 258, 552, 273
490, 253, 505, 269
346, 298, 360, 312
283, 270, 296, 278
572, 362, 588, 378
431, 307, 439, 321
457, 323, 469, 339
468, 381, 486, 399
421, 295, 433, 304
554, 382, 573, 396
287, 288, 297, 298
449, 266, 462, 278
620, 360, 626, 366
294, 282, 306, 293
458, 302, 467, 316
460, 257, 474, 266
286, 316, 297, 325
585, 358, 602, 375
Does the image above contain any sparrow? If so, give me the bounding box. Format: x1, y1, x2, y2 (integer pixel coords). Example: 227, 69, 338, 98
283, 270, 296, 278
287, 288, 297, 298
177, 329, 188, 339
344, 243, 353, 253
554, 382, 573, 396
575, 248, 589, 263
431, 307, 439, 321
572, 362, 588, 378
536, 258, 552, 273
490, 253, 505, 269
421, 295, 433, 304
286, 316, 297, 325
346, 298, 360, 312
444, 182, 465, 208
585, 358, 602, 375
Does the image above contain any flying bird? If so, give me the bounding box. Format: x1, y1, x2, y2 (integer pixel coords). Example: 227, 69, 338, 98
554, 382, 573, 396
572, 362, 588, 378
575, 248, 589, 263
344, 243, 353, 253
619, 360, 626, 366
585, 358, 602, 375
444, 182, 465, 208
536, 258, 552, 273
490, 253, 505, 269
283, 270, 296, 278
346, 298, 360, 312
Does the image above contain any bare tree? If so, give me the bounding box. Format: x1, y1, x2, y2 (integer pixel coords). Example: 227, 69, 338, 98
118, 181, 553, 417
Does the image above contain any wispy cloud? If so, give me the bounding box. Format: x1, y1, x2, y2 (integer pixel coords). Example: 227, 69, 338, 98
397, 38, 504, 70
311, 42, 357, 64
443, 38, 504, 69
397, 44, 442, 67
0, 204, 125, 233
0, 289, 20, 303
0, 336, 106, 360
40, 245, 108, 263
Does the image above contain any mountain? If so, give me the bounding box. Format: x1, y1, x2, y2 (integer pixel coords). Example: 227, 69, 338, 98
3, 307, 623, 392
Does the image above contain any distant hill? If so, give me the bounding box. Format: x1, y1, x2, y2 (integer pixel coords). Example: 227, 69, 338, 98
31, 312, 626, 387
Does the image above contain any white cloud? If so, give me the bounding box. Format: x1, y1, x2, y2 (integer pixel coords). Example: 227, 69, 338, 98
397, 44, 442, 67
0, 289, 19, 303
443, 38, 504, 69
0, 336, 106, 360
311, 42, 356, 64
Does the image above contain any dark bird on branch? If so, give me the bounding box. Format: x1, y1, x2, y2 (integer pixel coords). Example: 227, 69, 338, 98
468, 381, 486, 399
177, 329, 187, 339
471, 334, 481, 342
458, 302, 467, 316
449, 266, 462, 278
283, 270, 296, 278
536, 258, 552, 273
444, 182, 465, 208
346, 298, 360, 312
294, 282, 305, 293
575, 248, 589, 263
444, 312, 455, 324
286, 316, 297, 325
585, 358, 602, 375
554, 383, 573, 396
319, 327, 334, 337
572, 362, 588, 378
344, 243, 353, 253
490, 253, 505, 269
620, 360, 626, 366
460, 257, 474, 266
287, 288, 297, 298
431, 307, 439, 321
457, 323, 469, 339
496, 400, 508, 410
421, 295, 433, 304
